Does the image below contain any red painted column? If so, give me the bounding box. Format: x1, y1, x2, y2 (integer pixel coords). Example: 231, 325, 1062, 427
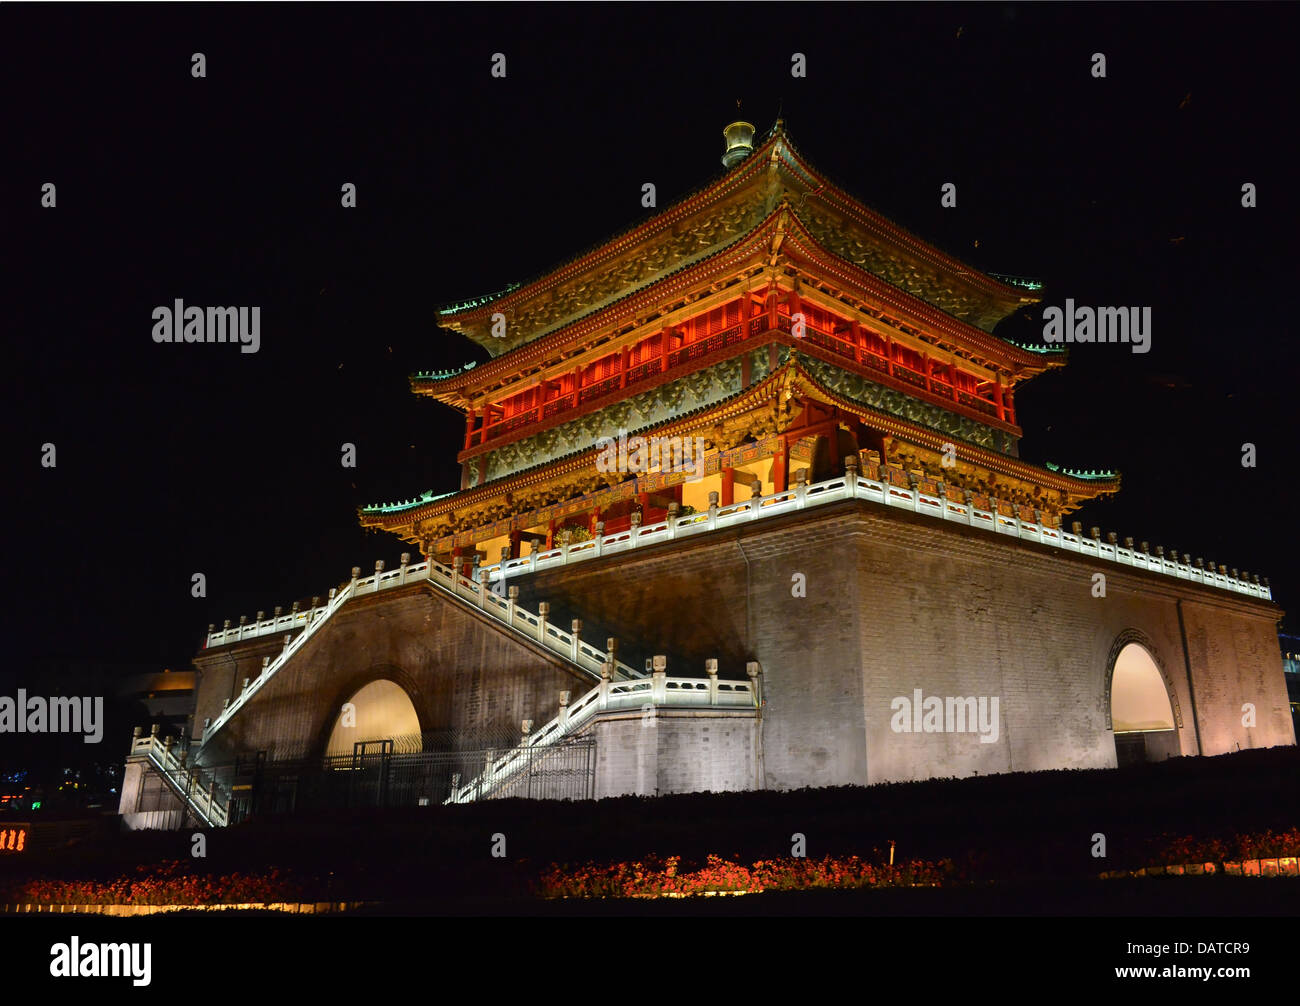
620, 345, 630, 387
885, 334, 895, 377
508, 529, 521, 560
851, 320, 863, 364
545, 520, 555, 550
773, 438, 787, 493
1005, 389, 1017, 425
721, 465, 735, 506
464, 407, 476, 450
767, 286, 779, 329
589, 507, 601, 535
993, 376, 1007, 421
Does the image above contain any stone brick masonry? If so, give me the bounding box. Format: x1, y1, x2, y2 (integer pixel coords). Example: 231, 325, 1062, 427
179, 498, 1293, 798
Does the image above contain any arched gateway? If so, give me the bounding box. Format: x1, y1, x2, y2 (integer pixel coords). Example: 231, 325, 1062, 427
326, 678, 422, 757
1108, 637, 1181, 766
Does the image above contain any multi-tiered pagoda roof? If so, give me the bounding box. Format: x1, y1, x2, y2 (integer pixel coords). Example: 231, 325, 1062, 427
361, 121, 1118, 561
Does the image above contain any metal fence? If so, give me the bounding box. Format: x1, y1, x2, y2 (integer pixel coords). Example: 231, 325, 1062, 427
216, 737, 596, 824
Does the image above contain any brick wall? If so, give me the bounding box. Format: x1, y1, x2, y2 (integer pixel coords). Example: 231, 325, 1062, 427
187, 499, 1293, 795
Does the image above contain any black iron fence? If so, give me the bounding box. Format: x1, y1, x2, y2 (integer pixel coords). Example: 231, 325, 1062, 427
212, 737, 595, 825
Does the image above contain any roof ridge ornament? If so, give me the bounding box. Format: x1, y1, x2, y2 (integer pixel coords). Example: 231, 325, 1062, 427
721, 120, 756, 168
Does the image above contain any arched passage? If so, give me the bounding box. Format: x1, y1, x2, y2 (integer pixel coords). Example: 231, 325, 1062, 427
325, 678, 422, 757
1109, 641, 1179, 766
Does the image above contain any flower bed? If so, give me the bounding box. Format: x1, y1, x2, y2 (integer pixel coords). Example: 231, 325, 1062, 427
533, 853, 954, 899
1, 860, 307, 906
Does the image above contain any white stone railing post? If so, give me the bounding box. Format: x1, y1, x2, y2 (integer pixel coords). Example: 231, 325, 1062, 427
599, 660, 611, 711
478, 569, 491, 608
706, 658, 719, 704
558, 690, 570, 728
594, 521, 605, 556
571, 619, 582, 663
506, 584, 518, 625
374, 559, 385, 593
537, 602, 549, 646
350, 566, 360, 591
844, 455, 859, 496
795, 469, 807, 507
746, 661, 762, 708
750, 482, 762, 517
261, 656, 270, 678
652, 655, 667, 703
667, 502, 679, 538
400, 552, 410, 585
708, 491, 719, 530
629, 511, 641, 545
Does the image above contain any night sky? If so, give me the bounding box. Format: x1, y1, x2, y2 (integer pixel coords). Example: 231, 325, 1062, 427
6, 3, 1296, 694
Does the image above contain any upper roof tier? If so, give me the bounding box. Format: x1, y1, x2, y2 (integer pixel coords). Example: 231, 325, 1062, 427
436, 121, 1039, 359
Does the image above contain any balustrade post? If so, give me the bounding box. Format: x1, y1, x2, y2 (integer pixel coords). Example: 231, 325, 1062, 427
594, 521, 605, 556
599, 660, 611, 711
795, 469, 807, 508
241, 677, 250, 694
667, 502, 679, 538
237, 615, 248, 641
843, 454, 859, 496
750, 481, 763, 517
282, 633, 292, 653
746, 661, 762, 709
399, 552, 410, 584
261, 656, 270, 678
908, 472, 921, 514
708, 491, 719, 529
256, 610, 265, 625
537, 602, 550, 646
374, 559, 385, 592
571, 619, 582, 664
705, 658, 719, 705
506, 584, 518, 625
350, 566, 360, 590
652, 655, 668, 704
964, 490, 975, 526
558, 690, 570, 728
478, 569, 491, 609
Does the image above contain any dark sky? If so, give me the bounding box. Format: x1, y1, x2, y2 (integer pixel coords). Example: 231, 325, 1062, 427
5, 2, 1296, 680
